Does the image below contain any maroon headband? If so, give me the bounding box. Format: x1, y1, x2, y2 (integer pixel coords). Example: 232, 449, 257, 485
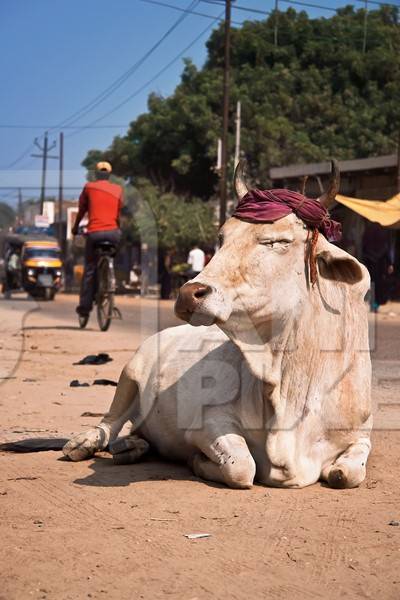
232, 188, 342, 242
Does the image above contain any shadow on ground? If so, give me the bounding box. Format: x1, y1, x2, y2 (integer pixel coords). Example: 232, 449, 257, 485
69, 453, 223, 490
23, 325, 94, 332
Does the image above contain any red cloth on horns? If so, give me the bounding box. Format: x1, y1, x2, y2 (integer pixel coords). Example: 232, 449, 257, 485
232, 188, 342, 242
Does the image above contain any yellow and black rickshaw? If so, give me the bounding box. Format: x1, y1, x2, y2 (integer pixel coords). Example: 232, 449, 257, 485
21, 238, 63, 300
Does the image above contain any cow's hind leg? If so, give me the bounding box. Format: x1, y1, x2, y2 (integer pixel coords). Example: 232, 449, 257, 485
112, 435, 150, 465
63, 366, 138, 461
189, 432, 256, 489
323, 439, 371, 489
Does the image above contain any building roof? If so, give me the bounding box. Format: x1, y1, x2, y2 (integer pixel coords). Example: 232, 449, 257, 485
269, 154, 398, 180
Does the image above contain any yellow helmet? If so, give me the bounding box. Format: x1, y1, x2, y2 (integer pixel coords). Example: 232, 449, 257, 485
96, 161, 112, 173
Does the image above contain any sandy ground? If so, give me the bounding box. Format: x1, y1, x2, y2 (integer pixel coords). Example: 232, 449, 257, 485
0, 293, 400, 600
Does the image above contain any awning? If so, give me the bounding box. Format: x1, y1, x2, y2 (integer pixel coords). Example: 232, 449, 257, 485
336, 193, 400, 227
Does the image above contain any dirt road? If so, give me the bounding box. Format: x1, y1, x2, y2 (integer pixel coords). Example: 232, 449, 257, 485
0, 293, 399, 600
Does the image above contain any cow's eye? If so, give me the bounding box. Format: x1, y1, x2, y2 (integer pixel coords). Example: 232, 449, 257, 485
260, 239, 291, 250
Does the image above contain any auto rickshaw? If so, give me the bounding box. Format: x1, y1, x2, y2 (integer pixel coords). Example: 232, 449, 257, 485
21, 238, 63, 300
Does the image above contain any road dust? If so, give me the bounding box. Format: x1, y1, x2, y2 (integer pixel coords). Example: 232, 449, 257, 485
0, 294, 399, 599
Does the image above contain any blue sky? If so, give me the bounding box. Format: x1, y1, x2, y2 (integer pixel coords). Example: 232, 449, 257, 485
0, 0, 385, 205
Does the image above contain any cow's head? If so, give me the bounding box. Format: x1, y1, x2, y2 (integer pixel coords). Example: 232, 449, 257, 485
175, 161, 368, 343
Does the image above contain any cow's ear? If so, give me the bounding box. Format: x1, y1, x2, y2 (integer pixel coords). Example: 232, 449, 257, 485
316, 236, 367, 286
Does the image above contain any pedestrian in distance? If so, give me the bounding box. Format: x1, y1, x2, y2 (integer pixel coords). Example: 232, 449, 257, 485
362, 221, 394, 312
187, 244, 205, 279
158, 248, 174, 300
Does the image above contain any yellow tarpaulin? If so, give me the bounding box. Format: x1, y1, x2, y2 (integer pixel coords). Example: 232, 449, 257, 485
336, 193, 400, 226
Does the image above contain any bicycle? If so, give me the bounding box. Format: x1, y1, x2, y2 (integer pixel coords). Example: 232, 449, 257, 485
79, 241, 121, 332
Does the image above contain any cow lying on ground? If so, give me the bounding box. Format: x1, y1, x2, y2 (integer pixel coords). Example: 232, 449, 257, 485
63, 161, 372, 489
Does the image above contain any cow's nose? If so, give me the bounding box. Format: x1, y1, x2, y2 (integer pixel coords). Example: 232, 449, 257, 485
174, 282, 213, 320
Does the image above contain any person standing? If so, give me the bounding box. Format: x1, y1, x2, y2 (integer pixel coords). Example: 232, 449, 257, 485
158, 248, 173, 300
3, 243, 21, 298
187, 244, 205, 278
72, 161, 123, 317
362, 221, 394, 312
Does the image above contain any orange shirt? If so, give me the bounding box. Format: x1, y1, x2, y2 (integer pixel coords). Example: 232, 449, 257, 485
79, 180, 123, 233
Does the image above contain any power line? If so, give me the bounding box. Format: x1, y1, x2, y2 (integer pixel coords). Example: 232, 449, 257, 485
356, 0, 400, 6
280, 0, 337, 12
47, 0, 201, 131
76, 0, 398, 139
65, 11, 224, 139
140, 0, 242, 22
200, 0, 271, 15
6, 143, 35, 169
12, 0, 390, 151
4, 0, 200, 169
284, 0, 400, 10
0, 186, 82, 190
6, 0, 399, 168
0, 125, 130, 129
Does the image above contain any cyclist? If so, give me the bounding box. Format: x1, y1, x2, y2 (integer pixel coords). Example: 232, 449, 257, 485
72, 161, 123, 318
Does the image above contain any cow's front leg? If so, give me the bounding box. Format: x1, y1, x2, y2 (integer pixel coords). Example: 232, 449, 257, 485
188, 432, 256, 489
324, 438, 371, 489
63, 366, 138, 461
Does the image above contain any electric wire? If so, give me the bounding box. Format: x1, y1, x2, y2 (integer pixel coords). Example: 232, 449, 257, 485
47, 0, 201, 131
280, 0, 337, 11
200, 0, 271, 15
5, 0, 398, 167
0, 125, 130, 130
65, 10, 224, 139
4, 0, 199, 168
139, 0, 241, 22
356, 0, 400, 6
5, 143, 36, 169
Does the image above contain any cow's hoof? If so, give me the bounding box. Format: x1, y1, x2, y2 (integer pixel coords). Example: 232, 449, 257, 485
328, 467, 348, 489
63, 427, 107, 461
112, 437, 150, 465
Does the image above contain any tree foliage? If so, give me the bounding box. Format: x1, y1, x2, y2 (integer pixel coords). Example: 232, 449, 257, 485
0, 202, 15, 229
83, 6, 400, 197
120, 179, 216, 251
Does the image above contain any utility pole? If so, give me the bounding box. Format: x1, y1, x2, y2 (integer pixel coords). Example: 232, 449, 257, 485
58, 132, 64, 252
397, 128, 400, 194
17, 187, 23, 226
217, 138, 222, 170
234, 100, 241, 168
362, 0, 368, 54
31, 131, 57, 215
274, 0, 279, 47
39, 132, 49, 215
219, 0, 232, 229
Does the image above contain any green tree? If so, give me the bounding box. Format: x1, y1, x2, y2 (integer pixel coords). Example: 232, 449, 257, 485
83, 6, 400, 196
0, 202, 15, 229
122, 179, 216, 252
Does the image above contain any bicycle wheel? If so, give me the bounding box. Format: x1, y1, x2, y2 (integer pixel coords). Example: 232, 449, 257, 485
96, 257, 114, 332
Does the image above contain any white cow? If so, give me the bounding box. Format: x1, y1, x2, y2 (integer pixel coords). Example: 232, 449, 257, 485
64, 162, 372, 489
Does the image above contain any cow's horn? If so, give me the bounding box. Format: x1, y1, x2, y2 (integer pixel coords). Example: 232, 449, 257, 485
318, 159, 340, 208
299, 175, 308, 195
234, 159, 249, 199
